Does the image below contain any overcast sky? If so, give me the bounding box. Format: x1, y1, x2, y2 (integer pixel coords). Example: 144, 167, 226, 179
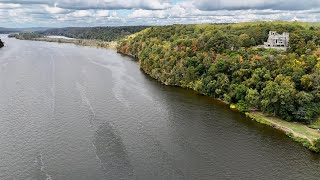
2, 0, 320, 27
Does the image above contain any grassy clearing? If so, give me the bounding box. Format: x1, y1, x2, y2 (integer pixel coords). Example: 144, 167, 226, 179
309, 117, 320, 130
246, 112, 320, 152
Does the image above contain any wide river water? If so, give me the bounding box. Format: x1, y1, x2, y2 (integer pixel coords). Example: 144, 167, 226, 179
1, 35, 320, 179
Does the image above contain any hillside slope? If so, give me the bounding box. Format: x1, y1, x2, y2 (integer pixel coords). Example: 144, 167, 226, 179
117, 21, 320, 124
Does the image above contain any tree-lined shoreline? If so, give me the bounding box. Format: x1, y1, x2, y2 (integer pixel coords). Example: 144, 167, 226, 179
13, 34, 117, 49
117, 21, 320, 152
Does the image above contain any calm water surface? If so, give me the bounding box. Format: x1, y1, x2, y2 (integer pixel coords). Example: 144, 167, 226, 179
0, 35, 320, 180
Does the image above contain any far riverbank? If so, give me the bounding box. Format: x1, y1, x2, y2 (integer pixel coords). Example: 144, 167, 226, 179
13, 35, 117, 49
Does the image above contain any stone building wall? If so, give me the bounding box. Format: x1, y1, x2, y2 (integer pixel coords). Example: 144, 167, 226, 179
264, 31, 289, 50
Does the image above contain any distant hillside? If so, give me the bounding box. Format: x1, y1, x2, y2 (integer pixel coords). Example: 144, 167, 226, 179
19, 27, 51, 32
39, 26, 149, 42
0, 27, 50, 34
0, 27, 20, 34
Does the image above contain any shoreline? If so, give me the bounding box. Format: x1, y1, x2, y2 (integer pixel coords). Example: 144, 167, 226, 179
15, 37, 118, 49
245, 112, 320, 152
125, 53, 320, 153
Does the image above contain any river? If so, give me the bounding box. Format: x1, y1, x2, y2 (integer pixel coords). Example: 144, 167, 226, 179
0, 35, 320, 180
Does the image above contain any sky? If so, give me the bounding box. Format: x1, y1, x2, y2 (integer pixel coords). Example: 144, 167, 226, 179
2, 0, 320, 27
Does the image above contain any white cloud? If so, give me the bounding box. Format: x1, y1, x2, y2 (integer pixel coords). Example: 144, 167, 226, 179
43, 4, 69, 14
69, 10, 92, 18
96, 10, 110, 17
0, 3, 21, 9
193, 0, 320, 11
128, 9, 169, 19
0, 0, 171, 10
2, 0, 320, 27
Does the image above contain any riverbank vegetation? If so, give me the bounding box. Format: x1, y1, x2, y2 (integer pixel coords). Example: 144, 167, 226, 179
12, 26, 148, 49
117, 21, 320, 151
14, 33, 117, 49
14, 33, 44, 40
246, 112, 320, 152
39, 26, 148, 42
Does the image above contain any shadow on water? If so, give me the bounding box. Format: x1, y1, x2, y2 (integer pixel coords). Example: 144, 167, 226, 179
142, 71, 320, 152
135, 68, 320, 179
93, 122, 135, 179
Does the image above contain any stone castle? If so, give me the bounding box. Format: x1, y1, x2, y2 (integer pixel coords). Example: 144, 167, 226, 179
264, 31, 289, 50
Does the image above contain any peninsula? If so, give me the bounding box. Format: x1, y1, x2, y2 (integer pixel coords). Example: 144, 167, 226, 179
0, 39, 4, 48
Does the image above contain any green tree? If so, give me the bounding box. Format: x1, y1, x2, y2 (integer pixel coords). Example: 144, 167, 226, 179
239, 33, 251, 48
206, 31, 230, 53
261, 75, 296, 120
245, 89, 260, 108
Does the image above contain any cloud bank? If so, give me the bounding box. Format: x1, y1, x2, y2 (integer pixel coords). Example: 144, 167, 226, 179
1, 0, 320, 27
194, 0, 320, 11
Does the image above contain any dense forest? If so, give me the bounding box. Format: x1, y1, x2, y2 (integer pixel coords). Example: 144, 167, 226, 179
0, 39, 4, 48
0, 27, 20, 34
39, 26, 149, 41
118, 21, 320, 124
13, 33, 44, 40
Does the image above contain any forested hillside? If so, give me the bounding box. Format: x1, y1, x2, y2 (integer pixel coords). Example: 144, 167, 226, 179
40, 26, 149, 41
0, 27, 50, 34
118, 21, 320, 123
0, 27, 20, 34
0, 39, 4, 48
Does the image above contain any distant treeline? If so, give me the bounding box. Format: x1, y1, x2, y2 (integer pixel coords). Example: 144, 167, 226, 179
0, 39, 4, 48
0, 28, 19, 34
13, 33, 43, 40
118, 21, 320, 123
0, 27, 50, 34
38, 26, 149, 42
